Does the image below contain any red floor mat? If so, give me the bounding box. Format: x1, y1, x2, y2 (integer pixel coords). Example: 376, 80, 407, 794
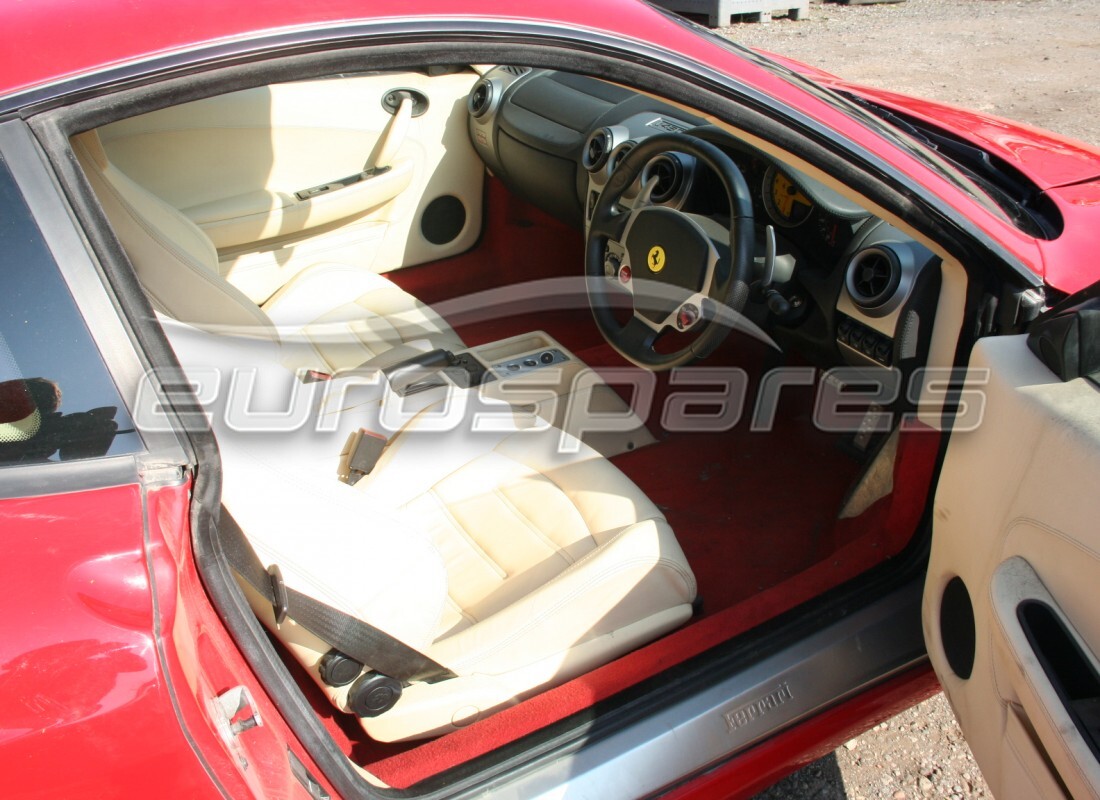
568, 333, 866, 615
611, 386, 863, 614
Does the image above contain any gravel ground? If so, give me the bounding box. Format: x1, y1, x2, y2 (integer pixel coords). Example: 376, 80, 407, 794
720, 0, 1100, 146
751, 694, 991, 800
715, 0, 1100, 797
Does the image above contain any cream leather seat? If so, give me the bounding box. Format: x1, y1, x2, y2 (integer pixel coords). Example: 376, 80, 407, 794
163, 320, 698, 742
72, 130, 462, 372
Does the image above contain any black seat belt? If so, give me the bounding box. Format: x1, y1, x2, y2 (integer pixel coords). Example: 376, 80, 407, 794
217, 507, 455, 685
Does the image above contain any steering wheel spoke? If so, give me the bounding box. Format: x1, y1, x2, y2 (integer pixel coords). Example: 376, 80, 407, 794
589, 206, 631, 243
635, 176, 662, 210
617, 315, 661, 356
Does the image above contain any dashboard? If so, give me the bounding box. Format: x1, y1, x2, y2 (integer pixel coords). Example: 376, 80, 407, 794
467, 67, 942, 375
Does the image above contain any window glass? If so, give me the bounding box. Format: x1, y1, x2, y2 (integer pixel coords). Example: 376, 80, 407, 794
0, 153, 141, 466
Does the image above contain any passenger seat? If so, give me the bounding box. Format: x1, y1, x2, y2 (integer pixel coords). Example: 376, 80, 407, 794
72, 130, 463, 372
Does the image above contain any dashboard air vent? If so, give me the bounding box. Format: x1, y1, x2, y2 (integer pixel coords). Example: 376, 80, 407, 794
643, 154, 683, 204
582, 128, 613, 172
846, 246, 902, 310
609, 141, 635, 173
499, 66, 530, 77
468, 79, 494, 118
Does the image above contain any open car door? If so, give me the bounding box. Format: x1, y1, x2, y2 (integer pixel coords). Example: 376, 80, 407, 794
923, 287, 1100, 800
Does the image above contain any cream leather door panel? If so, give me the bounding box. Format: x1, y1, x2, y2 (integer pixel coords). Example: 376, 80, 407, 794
97, 70, 483, 302
925, 332, 1100, 800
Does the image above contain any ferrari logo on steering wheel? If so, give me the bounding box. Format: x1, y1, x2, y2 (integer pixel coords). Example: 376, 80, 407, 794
647, 245, 666, 273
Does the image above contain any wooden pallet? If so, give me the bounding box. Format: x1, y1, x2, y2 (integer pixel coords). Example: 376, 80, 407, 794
648, 0, 809, 27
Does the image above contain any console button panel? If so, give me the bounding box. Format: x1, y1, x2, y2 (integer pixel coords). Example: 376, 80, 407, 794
493, 348, 570, 377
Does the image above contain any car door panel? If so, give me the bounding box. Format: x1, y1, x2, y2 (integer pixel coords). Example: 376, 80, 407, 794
97, 70, 483, 301
182, 156, 415, 248
992, 556, 1098, 800
924, 333, 1100, 800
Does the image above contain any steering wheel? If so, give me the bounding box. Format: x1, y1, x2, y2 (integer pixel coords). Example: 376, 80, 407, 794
586, 132, 755, 370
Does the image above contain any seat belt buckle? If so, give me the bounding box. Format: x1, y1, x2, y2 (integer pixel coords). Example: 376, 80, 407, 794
268, 564, 289, 625
340, 428, 390, 485
301, 369, 333, 384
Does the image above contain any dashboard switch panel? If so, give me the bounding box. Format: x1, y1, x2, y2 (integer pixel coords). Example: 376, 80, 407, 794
837, 313, 894, 367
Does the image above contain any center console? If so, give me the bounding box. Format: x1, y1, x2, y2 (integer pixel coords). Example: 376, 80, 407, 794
386, 330, 655, 458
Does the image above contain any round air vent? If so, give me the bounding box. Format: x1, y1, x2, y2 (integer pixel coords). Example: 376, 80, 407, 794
609, 141, 635, 173
468, 79, 494, 118
846, 246, 902, 310
642, 154, 684, 204
582, 128, 613, 172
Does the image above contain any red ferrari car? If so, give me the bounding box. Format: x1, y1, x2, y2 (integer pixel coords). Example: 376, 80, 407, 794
1, 1, 1097, 798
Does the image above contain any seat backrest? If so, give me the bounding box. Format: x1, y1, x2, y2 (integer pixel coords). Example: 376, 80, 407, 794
72, 130, 276, 336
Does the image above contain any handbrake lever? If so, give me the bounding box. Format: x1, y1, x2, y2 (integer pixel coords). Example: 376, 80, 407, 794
383, 348, 456, 395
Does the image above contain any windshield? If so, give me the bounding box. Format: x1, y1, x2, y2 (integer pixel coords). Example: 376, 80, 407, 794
647, 6, 1047, 232
837, 93, 1062, 239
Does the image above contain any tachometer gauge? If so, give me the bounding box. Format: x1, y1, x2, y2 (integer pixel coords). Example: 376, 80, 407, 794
763, 165, 815, 228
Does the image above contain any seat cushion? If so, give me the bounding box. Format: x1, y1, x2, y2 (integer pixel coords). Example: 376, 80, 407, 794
351, 408, 697, 740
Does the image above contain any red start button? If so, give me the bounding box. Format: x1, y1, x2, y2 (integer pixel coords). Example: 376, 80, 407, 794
677, 303, 699, 330
619, 265, 632, 284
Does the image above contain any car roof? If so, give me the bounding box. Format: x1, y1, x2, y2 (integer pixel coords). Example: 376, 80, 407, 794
0, 0, 677, 100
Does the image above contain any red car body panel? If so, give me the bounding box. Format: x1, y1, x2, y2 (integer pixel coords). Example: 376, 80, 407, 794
0, 0, 697, 98
754, 48, 1100, 190
0, 481, 331, 799
0, 483, 222, 798
145, 480, 338, 800
817, 82, 1100, 192
1040, 179, 1100, 296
